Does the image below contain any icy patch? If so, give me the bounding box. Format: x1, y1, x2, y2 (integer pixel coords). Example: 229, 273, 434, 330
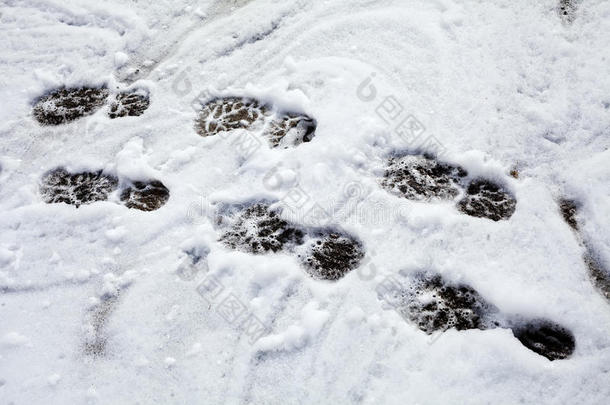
40, 168, 118, 207
32, 87, 109, 125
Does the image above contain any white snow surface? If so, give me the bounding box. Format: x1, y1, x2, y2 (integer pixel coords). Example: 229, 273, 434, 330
1, 0, 610, 404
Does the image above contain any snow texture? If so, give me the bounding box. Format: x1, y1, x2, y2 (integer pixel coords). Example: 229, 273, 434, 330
1, 0, 610, 404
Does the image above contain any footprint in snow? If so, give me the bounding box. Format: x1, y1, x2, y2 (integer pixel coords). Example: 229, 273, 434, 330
32, 86, 150, 125
381, 153, 517, 221
33, 87, 109, 126
297, 231, 365, 281
377, 272, 575, 361
219, 203, 305, 254
195, 97, 268, 137
381, 153, 467, 202
120, 180, 170, 212
194, 96, 316, 149
380, 272, 500, 334
40, 167, 169, 211
217, 203, 364, 280
456, 179, 516, 222
40, 167, 118, 207
510, 318, 575, 361
108, 89, 150, 119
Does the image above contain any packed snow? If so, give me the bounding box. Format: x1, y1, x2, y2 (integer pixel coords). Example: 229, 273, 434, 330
1, 0, 610, 403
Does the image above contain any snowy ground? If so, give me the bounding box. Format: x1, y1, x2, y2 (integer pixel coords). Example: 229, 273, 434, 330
1, 0, 610, 403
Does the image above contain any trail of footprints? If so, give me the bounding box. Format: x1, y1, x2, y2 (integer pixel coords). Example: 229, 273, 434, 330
33, 87, 164, 211
215, 198, 572, 360
28, 82, 589, 362
31, 88, 319, 356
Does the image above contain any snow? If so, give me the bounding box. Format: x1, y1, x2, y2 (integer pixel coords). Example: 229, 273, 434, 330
1, 332, 31, 347
1, 0, 610, 404
257, 301, 330, 352
113, 51, 128, 68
